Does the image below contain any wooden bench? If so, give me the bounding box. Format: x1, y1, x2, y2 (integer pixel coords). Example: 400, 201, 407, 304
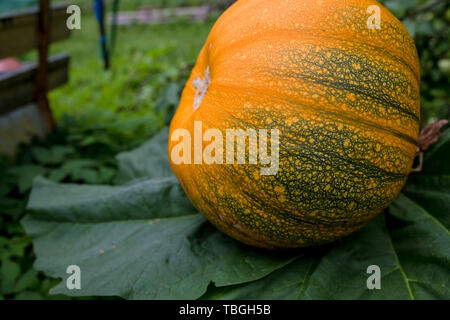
0, 2, 70, 157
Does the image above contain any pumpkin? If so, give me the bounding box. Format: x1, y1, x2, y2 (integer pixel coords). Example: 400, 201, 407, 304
168, 0, 420, 249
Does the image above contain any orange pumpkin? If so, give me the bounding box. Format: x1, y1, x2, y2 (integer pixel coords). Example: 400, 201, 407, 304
168, 0, 420, 249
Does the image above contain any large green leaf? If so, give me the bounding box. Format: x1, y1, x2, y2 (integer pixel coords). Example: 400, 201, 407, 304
114, 128, 175, 184
22, 130, 295, 299
22, 129, 450, 299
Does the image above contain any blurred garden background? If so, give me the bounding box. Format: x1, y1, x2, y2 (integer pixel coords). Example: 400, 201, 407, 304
0, 0, 448, 299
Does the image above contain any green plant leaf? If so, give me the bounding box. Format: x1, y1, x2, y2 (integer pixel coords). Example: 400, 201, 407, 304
98, 166, 117, 184
21, 129, 450, 299
154, 82, 181, 113
32, 146, 76, 165
8, 236, 30, 258
1, 259, 21, 294
114, 128, 174, 184
48, 159, 101, 183
7, 165, 48, 194
79, 135, 117, 148
0, 197, 25, 220
14, 291, 43, 300
31, 147, 52, 165
14, 268, 38, 293
0, 175, 15, 197
70, 168, 100, 184
422, 128, 450, 175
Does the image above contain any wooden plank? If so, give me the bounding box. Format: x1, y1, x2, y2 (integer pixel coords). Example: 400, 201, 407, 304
0, 3, 70, 59
0, 53, 69, 115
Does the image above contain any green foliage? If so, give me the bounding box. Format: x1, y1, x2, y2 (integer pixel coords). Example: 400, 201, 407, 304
379, 0, 450, 123
21, 127, 450, 299
0, 122, 118, 300
47, 15, 211, 122
0, 97, 186, 299
1, 11, 212, 300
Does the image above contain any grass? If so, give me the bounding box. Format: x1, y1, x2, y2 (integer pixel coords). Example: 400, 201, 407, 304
46, 13, 214, 149
50, 14, 212, 118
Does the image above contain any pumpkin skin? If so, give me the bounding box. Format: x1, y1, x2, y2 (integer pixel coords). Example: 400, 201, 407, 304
168, 0, 420, 249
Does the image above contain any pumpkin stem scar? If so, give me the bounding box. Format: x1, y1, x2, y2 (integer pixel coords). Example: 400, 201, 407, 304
192, 66, 211, 111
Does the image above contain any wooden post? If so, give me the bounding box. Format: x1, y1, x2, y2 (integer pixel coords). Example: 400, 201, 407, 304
36, 0, 55, 132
